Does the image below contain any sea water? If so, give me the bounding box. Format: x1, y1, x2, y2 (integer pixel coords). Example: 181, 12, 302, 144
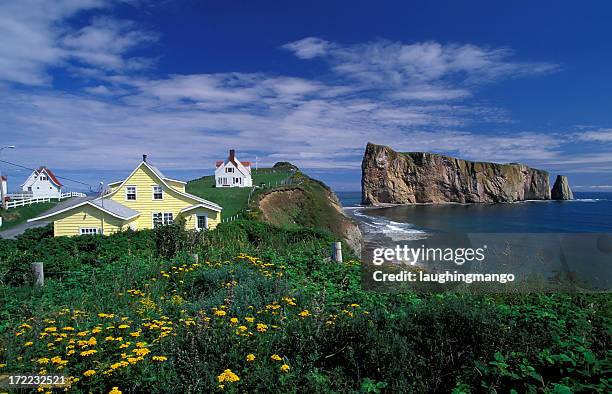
338, 192, 612, 235
338, 191, 612, 291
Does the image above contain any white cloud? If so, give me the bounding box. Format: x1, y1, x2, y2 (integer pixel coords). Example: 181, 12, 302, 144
281, 37, 331, 59
577, 128, 612, 142
62, 17, 157, 70
283, 38, 559, 101
0, 0, 156, 85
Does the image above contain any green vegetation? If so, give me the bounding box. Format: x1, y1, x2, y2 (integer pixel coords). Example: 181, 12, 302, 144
0, 222, 610, 393
186, 167, 293, 217
0, 201, 59, 230
251, 170, 357, 241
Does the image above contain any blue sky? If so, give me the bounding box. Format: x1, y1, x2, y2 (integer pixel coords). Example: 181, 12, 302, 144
1, 0, 612, 192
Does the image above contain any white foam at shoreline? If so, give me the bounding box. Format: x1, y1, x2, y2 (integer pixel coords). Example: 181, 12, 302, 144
348, 207, 428, 241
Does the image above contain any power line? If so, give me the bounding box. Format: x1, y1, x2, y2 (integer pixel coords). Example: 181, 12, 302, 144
0, 159, 94, 189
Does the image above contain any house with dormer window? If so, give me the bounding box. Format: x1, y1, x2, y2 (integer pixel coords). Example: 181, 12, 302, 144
21, 166, 63, 198
214, 149, 252, 187
29, 155, 222, 237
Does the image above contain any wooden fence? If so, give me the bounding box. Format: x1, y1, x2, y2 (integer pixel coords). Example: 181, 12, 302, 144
59, 192, 86, 200
6, 197, 51, 209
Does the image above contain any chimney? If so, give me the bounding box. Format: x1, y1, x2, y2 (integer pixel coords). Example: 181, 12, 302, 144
229, 149, 235, 161
142, 154, 147, 162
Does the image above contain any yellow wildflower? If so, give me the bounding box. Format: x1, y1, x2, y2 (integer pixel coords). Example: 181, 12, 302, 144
280, 364, 290, 373
132, 348, 150, 357
217, 369, 240, 383
24, 341, 33, 347
80, 350, 97, 357
110, 361, 129, 370
214, 310, 227, 317
256, 323, 268, 333
118, 324, 130, 329
245, 317, 255, 323
270, 354, 282, 362
298, 310, 310, 318
229, 317, 239, 325
109, 387, 122, 394
246, 354, 256, 362
83, 370, 96, 377
152, 356, 167, 362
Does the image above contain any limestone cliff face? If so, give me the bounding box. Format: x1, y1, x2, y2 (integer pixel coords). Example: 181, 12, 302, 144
362, 143, 551, 205
551, 175, 574, 200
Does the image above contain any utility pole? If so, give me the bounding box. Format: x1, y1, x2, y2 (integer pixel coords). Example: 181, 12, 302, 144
99, 182, 104, 235
255, 156, 258, 173
0, 145, 15, 210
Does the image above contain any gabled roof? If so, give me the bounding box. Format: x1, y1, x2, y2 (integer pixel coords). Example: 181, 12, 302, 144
28, 197, 140, 222
38, 167, 62, 187
216, 150, 251, 177
105, 160, 222, 212
21, 167, 63, 188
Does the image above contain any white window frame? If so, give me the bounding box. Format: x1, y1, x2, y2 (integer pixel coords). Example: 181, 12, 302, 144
196, 214, 208, 231
80, 228, 99, 235
152, 212, 163, 228
152, 185, 163, 200
152, 212, 173, 228
126, 185, 137, 201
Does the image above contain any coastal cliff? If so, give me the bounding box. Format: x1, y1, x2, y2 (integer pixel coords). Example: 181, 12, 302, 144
362, 143, 551, 205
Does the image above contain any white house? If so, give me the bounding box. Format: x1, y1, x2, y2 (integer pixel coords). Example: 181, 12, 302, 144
21, 166, 63, 198
215, 150, 252, 187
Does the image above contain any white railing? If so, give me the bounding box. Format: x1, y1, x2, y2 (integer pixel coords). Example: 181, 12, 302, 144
6, 197, 51, 209
6, 192, 33, 200
59, 192, 86, 200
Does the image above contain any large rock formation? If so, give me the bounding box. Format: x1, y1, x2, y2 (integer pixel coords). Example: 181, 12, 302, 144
551, 175, 574, 200
362, 143, 551, 205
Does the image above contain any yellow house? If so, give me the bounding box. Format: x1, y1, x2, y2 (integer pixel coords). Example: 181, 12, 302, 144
29, 155, 222, 237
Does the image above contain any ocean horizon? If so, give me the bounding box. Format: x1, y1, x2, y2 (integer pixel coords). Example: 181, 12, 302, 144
338, 191, 612, 234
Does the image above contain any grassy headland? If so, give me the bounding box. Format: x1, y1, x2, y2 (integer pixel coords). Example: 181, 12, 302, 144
186, 166, 294, 218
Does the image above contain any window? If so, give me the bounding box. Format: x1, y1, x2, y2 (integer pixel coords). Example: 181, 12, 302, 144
153, 185, 163, 200
80, 228, 98, 235
197, 215, 207, 231
126, 186, 137, 200
153, 212, 163, 228
40, 175, 48, 181
153, 212, 173, 228
226, 167, 234, 173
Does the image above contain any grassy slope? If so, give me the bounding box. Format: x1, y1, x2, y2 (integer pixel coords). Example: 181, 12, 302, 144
254, 171, 346, 231
0, 201, 59, 230
186, 168, 292, 217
